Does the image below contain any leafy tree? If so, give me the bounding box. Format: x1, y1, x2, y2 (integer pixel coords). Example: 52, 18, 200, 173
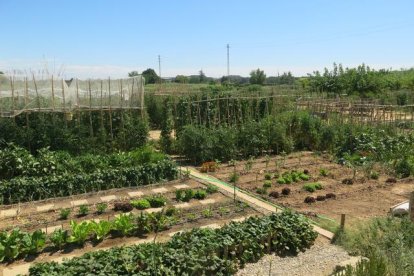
174, 75, 188, 83
142, 68, 160, 84
249, 68, 266, 85
199, 70, 206, 83
128, 71, 139, 77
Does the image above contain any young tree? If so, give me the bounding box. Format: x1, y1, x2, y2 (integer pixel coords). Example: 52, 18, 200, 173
250, 68, 266, 85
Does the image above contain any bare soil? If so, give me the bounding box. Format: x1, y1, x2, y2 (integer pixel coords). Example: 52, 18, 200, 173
208, 152, 414, 226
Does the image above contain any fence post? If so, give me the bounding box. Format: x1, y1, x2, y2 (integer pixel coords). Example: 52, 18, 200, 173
340, 214, 346, 230
410, 192, 414, 222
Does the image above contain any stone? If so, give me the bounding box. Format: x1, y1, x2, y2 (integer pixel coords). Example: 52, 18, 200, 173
152, 187, 168, 194
128, 191, 144, 198
36, 204, 55, 212
100, 195, 117, 202
70, 199, 88, 207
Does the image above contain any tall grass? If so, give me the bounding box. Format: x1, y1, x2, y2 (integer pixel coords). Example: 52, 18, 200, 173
333, 216, 414, 276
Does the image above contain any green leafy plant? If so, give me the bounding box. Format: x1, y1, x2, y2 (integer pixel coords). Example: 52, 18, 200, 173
229, 172, 239, 183
277, 177, 286, 184
113, 214, 135, 236
131, 199, 151, 210
90, 220, 113, 241
194, 190, 207, 200
183, 189, 195, 202
206, 184, 218, 194
303, 183, 323, 192
264, 173, 272, 180
49, 229, 68, 250
96, 203, 108, 214
202, 208, 213, 218
59, 208, 71, 220
175, 189, 184, 201
0, 229, 24, 261
146, 195, 167, 208
263, 180, 272, 188
319, 168, 329, 177
256, 187, 267, 195
68, 220, 92, 245
77, 205, 89, 217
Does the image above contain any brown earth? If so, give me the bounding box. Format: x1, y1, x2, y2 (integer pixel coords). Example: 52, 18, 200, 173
208, 151, 414, 226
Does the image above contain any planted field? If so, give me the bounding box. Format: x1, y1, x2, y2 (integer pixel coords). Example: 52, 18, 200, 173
0, 177, 261, 273
208, 151, 414, 225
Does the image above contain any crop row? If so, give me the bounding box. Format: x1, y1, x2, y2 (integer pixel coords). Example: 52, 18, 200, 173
28, 211, 318, 275
0, 159, 178, 204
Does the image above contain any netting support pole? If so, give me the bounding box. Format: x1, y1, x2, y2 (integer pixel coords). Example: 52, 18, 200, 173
88, 80, 94, 137
108, 77, 114, 143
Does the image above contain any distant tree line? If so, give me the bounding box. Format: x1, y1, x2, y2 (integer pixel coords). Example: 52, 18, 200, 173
304, 63, 414, 97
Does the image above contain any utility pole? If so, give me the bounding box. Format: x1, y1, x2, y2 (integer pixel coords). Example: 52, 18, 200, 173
158, 55, 161, 81
226, 44, 230, 78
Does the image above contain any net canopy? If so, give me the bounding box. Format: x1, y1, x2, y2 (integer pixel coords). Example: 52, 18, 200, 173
0, 74, 144, 117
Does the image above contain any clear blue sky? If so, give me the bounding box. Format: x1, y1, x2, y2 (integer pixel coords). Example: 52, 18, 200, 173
1, 0, 413, 79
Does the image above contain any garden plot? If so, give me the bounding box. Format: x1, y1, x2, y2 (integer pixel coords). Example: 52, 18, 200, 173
208, 152, 414, 225
0, 178, 229, 232
0, 176, 260, 272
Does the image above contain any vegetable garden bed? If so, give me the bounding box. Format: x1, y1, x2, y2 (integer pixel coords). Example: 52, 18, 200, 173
207, 151, 414, 226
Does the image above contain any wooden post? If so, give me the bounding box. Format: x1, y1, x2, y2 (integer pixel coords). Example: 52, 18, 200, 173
340, 214, 346, 230
410, 192, 414, 222
62, 79, 67, 127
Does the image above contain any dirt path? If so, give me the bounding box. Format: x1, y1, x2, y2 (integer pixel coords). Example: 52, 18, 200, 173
185, 167, 334, 239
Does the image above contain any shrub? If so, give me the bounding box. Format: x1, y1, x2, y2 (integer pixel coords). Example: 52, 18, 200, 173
175, 189, 184, 201
304, 196, 316, 203
183, 189, 195, 202
147, 195, 167, 208
130, 199, 151, 210
370, 171, 379, 180
264, 173, 272, 180
326, 193, 336, 199
269, 191, 279, 198
277, 177, 286, 184
395, 157, 414, 178
77, 205, 89, 217
303, 183, 323, 192
256, 187, 267, 195
316, 195, 326, 201
206, 184, 218, 194
165, 207, 178, 217
281, 187, 291, 196
114, 202, 134, 212
342, 178, 354, 185
263, 180, 272, 188
96, 203, 107, 214
59, 208, 71, 220
194, 190, 207, 200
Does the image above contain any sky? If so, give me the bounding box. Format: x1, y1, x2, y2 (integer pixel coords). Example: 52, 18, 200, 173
0, 0, 413, 79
